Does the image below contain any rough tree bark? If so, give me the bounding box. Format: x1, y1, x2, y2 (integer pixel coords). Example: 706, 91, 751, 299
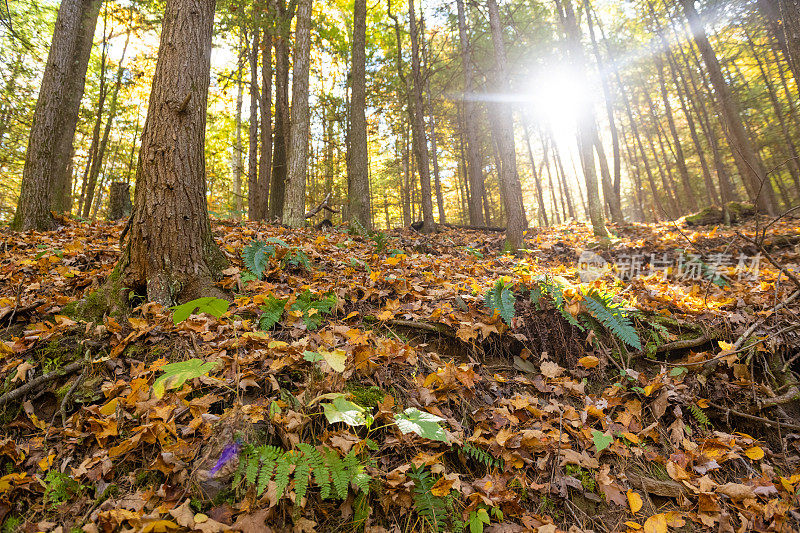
407, 0, 435, 233
680, 0, 777, 215
107, 181, 132, 221
113, 0, 227, 307
13, 0, 102, 230
347, 0, 371, 230
456, 0, 485, 226
282, 0, 312, 227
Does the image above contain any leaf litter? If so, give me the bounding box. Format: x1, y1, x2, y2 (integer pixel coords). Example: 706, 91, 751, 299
0, 217, 798, 532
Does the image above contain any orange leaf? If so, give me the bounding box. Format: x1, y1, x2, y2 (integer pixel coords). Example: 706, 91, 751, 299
578, 355, 600, 369
627, 490, 643, 513
643, 513, 667, 533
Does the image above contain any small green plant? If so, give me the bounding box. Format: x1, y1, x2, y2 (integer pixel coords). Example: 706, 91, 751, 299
564, 464, 597, 493
484, 279, 515, 325
457, 443, 503, 470
235, 443, 370, 503
171, 297, 230, 324
290, 290, 336, 330
43, 470, 85, 509
2, 515, 21, 533
688, 403, 711, 429
408, 465, 448, 532
466, 505, 502, 533
242, 238, 310, 280
257, 294, 288, 330
582, 289, 641, 350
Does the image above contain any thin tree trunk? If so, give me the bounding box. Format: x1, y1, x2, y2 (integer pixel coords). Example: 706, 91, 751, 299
248, 23, 261, 221
421, 18, 445, 224
407, 0, 434, 232
283, 0, 312, 227
523, 120, 549, 226
79, 28, 110, 218
116, 0, 227, 307
347, 0, 371, 229
540, 132, 560, 225
555, 0, 607, 236
84, 32, 129, 219
456, 0, 485, 226
258, 7, 273, 220
584, 0, 624, 223
268, 0, 293, 220
487, 0, 527, 248
233, 34, 245, 220
680, 0, 777, 215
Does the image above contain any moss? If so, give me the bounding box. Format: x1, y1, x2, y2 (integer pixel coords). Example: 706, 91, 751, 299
685, 206, 721, 226
73, 266, 130, 322
347, 385, 385, 408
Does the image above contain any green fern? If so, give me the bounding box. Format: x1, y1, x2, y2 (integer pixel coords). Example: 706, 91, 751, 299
258, 294, 288, 330
689, 404, 711, 428
242, 238, 304, 280
583, 290, 641, 350
458, 443, 503, 470
291, 290, 336, 330
484, 279, 516, 325
533, 276, 582, 328
408, 465, 447, 532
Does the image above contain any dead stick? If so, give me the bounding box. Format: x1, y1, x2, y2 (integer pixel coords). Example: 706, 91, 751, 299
655, 334, 712, 353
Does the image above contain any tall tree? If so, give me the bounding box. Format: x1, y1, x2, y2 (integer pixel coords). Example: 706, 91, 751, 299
555, 0, 608, 236
12, 0, 102, 230
113, 0, 227, 306
456, 0, 485, 226
486, 0, 527, 249
283, 0, 312, 227
258, 4, 274, 220
347, 0, 371, 229
407, 0, 435, 232
233, 33, 245, 220
269, 0, 293, 220
248, 22, 261, 221
680, 0, 777, 215
778, 0, 800, 85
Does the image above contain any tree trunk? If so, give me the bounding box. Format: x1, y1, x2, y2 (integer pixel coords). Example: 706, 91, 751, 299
79, 30, 109, 218
680, 0, 777, 215
347, 0, 371, 230
84, 32, 129, 219
233, 34, 245, 221
555, 0, 607, 236
456, 0, 486, 226
402, 125, 411, 226
282, 0, 312, 227
407, 0, 435, 232
269, 0, 292, 220
487, 0, 527, 249
523, 120, 549, 226
13, 0, 101, 229
248, 24, 261, 221
421, 18, 446, 224
115, 0, 227, 307
107, 181, 132, 221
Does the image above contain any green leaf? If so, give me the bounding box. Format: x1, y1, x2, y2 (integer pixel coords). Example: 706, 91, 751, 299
669, 366, 688, 377
152, 358, 218, 398
171, 297, 230, 324
394, 408, 447, 442
322, 397, 367, 427
303, 351, 324, 363
484, 280, 515, 325
591, 430, 613, 452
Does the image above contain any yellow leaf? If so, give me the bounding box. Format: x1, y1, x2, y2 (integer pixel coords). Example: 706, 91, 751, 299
622, 432, 640, 444
430, 477, 454, 497
578, 355, 600, 369
100, 398, 118, 416
718, 341, 734, 352
627, 490, 643, 514
0, 473, 27, 494
38, 454, 55, 471
625, 521, 642, 530
643, 513, 667, 533
385, 255, 406, 266
744, 446, 764, 460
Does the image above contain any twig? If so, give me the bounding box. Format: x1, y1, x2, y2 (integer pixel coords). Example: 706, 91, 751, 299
177, 91, 192, 113
384, 319, 456, 338
707, 400, 800, 432
60, 367, 87, 427
304, 192, 339, 219
0, 361, 84, 408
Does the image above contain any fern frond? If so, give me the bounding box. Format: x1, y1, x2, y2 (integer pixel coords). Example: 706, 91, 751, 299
689, 404, 711, 428
274, 454, 292, 500
293, 458, 311, 503
583, 290, 641, 350
484, 280, 515, 325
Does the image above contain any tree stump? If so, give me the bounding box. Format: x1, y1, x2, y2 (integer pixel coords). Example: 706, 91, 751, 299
107, 182, 132, 221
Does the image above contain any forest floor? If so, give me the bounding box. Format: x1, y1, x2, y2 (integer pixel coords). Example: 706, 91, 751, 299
1, 214, 800, 533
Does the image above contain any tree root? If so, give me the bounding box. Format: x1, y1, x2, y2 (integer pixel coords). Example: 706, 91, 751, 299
0, 361, 84, 408
707, 400, 800, 432
384, 319, 456, 338
655, 334, 714, 353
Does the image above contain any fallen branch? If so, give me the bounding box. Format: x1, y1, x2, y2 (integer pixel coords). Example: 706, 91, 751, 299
0, 361, 84, 408
305, 192, 339, 219
655, 334, 713, 353
707, 400, 800, 432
